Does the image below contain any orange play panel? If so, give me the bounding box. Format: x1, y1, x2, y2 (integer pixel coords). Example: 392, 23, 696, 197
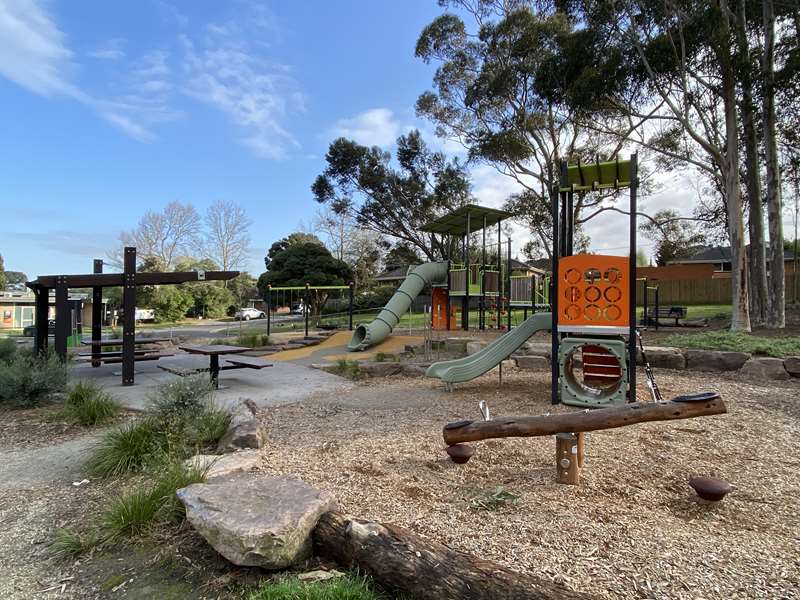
558, 254, 629, 328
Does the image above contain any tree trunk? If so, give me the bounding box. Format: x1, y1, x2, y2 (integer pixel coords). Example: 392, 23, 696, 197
763, 0, 785, 328
736, 0, 768, 326
313, 511, 592, 600
718, 0, 751, 332
442, 396, 727, 445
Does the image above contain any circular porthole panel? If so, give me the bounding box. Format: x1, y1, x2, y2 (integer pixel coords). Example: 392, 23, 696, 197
604, 286, 622, 303
605, 268, 622, 284
559, 339, 627, 407
585, 286, 601, 303
584, 268, 602, 284
604, 305, 622, 322
565, 268, 581, 284
584, 304, 601, 321
565, 304, 581, 321
564, 286, 582, 302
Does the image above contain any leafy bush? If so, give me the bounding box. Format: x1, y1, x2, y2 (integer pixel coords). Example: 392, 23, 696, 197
353, 285, 397, 311
0, 337, 17, 362
185, 407, 230, 447
100, 461, 208, 538
0, 350, 67, 407
249, 573, 389, 600
87, 419, 164, 477
62, 381, 119, 426
236, 332, 271, 348
146, 375, 214, 420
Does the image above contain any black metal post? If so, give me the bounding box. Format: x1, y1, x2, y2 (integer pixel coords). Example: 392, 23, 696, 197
497, 218, 502, 328
304, 283, 310, 338
642, 277, 648, 327
654, 282, 660, 332
552, 160, 567, 405
628, 153, 638, 401
54, 278, 69, 360
266, 284, 271, 337
91, 259, 103, 367
480, 214, 486, 330
348, 282, 354, 331
122, 246, 136, 386
34, 286, 49, 354
567, 191, 575, 256
464, 210, 470, 331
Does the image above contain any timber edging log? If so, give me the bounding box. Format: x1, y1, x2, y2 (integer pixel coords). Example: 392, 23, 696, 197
443, 397, 727, 446
313, 511, 594, 600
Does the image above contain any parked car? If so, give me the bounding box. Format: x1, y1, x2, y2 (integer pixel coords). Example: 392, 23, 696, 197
290, 303, 305, 315
234, 307, 266, 321
23, 319, 56, 337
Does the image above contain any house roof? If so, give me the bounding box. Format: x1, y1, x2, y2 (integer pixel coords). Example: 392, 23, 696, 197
374, 266, 410, 281
669, 246, 795, 264
419, 204, 512, 236
509, 258, 546, 274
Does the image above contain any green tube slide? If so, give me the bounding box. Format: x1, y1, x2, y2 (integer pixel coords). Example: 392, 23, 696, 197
348, 262, 449, 351
426, 312, 552, 384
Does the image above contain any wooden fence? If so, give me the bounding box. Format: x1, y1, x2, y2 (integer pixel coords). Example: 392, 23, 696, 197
637, 275, 800, 305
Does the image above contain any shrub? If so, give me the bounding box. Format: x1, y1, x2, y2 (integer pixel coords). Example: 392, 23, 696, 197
50, 527, 99, 561
87, 419, 164, 477
185, 407, 230, 447
0, 350, 67, 408
99, 461, 208, 538
146, 375, 214, 420
235, 332, 270, 348
62, 381, 119, 426
0, 337, 17, 362
249, 573, 387, 600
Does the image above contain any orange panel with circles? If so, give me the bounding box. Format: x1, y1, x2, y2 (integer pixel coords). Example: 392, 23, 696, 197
558, 255, 629, 327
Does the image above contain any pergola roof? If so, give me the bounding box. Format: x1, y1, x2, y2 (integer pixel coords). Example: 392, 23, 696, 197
559, 158, 632, 192
420, 204, 512, 236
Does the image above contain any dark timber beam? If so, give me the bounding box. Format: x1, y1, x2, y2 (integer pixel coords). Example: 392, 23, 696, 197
30, 270, 238, 289
91, 259, 103, 367
122, 247, 136, 386
54, 278, 69, 360
34, 286, 49, 354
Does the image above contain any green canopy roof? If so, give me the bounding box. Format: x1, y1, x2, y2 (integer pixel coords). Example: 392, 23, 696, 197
559, 158, 632, 192
420, 204, 512, 236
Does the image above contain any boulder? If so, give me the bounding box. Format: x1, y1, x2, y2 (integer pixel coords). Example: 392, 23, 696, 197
217, 400, 264, 453
637, 346, 686, 370
686, 349, 750, 372
177, 474, 338, 568
401, 364, 429, 377
443, 338, 468, 353
360, 362, 403, 378
466, 341, 488, 355
783, 356, 800, 377
523, 342, 552, 359
184, 450, 261, 480
514, 355, 549, 370
738, 357, 790, 380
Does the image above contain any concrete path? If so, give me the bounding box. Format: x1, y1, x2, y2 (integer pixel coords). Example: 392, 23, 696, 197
71, 355, 352, 411
0, 432, 102, 489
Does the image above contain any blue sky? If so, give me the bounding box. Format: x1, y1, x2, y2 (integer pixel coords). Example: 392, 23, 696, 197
1, 0, 711, 280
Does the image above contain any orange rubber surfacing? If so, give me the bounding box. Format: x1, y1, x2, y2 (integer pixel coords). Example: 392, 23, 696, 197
558, 254, 629, 327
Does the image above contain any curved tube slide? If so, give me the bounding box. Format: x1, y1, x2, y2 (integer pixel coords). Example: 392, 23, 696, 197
348, 262, 449, 351
426, 312, 552, 384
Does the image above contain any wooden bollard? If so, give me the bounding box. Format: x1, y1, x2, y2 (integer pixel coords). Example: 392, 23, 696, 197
556, 433, 582, 485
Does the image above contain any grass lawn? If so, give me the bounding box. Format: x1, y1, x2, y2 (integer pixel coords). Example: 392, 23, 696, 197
662, 330, 800, 357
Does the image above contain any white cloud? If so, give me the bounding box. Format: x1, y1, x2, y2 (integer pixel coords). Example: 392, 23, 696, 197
179, 6, 302, 159
88, 38, 126, 60
330, 108, 401, 148
0, 0, 82, 98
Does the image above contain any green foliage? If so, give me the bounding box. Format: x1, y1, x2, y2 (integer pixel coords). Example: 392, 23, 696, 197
384, 243, 420, 270
265, 233, 326, 268
146, 375, 214, 420
99, 461, 208, 538
50, 527, 100, 561
87, 419, 164, 477
333, 359, 361, 380
0, 252, 6, 291
640, 210, 704, 266
469, 487, 519, 511
221, 332, 271, 348
663, 331, 800, 358
249, 573, 389, 600
151, 286, 193, 322
0, 350, 67, 408
353, 285, 397, 311
374, 353, 397, 363
62, 381, 119, 426
0, 337, 17, 362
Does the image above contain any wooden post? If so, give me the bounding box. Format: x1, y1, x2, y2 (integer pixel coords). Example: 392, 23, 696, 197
556, 433, 581, 485
576, 432, 585, 468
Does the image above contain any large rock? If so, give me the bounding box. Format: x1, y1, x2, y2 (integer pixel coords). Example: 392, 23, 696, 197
637, 346, 686, 370
177, 474, 338, 569
783, 356, 800, 377
514, 355, 549, 370
184, 450, 261, 480
523, 342, 552, 359
738, 357, 790, 380
217, 399, 264, 453
466, 341, 488, 355
686, 349, 750, 372
359, 362, 403, 378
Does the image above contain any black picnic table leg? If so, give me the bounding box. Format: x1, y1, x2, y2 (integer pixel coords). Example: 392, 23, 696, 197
210, 354, 220, 389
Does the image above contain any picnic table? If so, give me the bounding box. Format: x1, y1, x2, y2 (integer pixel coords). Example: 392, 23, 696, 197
178, 344, 272, 388
80, 337, 173, 366
81, 337, 172, 346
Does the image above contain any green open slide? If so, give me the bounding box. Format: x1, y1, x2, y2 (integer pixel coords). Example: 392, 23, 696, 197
348, 262, 449, 351
426, 312, 552, 384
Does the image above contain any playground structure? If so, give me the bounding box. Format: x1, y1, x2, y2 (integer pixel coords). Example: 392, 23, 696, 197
421, 155, 724, 485
26, 247, 238, 386
348, 204, 548, 351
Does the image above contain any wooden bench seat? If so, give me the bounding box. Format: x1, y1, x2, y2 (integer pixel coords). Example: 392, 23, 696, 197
77, 349, 153, 358
641, 306, 687, 327
222, 355, 273, 370
77, 353, 173, 364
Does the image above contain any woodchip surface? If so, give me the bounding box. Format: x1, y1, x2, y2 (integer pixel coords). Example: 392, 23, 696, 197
256, 367, 800, 599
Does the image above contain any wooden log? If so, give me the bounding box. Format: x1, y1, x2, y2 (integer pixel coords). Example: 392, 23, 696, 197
314, 511, 592, 600
556, 433, 581, 485
576, 432, 585, 468
443, 396, 726, 445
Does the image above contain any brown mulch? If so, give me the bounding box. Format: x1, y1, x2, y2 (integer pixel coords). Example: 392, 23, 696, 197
256, 368, 800, 599
0, 406, 87, 451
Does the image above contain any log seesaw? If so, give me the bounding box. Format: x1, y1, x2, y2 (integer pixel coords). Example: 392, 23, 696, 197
443, 392, 726, 485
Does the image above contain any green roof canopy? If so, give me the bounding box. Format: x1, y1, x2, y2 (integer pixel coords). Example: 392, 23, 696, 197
420, 204, 512, 236
559, 158, 632, 192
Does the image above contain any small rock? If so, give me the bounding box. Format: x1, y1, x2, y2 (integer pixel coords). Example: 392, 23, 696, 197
738, 357, 790, 380
177, 474, 338, 569
217, 399, 264, 453
514, 355, 549, 370
686, 349, 750, 372
783, 356, 800, 377
184, 450, 260, 480
297, 569, 345, 582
